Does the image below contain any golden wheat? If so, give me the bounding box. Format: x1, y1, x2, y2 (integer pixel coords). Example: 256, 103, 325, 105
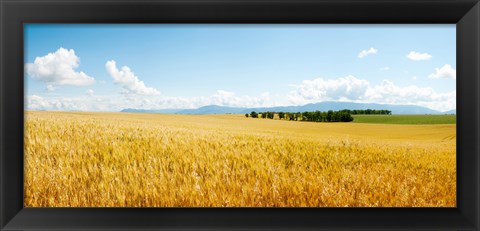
24, 111, 456, 207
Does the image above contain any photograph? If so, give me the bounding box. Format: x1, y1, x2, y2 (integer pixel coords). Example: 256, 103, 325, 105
23, 24, 456, 207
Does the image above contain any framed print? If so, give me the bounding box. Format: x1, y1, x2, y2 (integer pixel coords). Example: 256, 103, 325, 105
1, 0, 479, 230
22, 23, 458, 208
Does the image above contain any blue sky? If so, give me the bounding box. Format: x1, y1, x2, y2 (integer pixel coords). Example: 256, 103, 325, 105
24, 24, 456, 112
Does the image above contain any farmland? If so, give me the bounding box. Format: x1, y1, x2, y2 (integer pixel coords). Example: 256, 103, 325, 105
24, 111, 456, 207
352, 114, 456, 124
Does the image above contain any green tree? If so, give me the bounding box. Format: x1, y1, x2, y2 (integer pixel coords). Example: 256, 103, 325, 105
302, 111, 310, 121
267, 112, 274, 119
326, 110, 333, 122
314, 110, 322, 122
295, 112, 301, 121
286, 112, 297, 120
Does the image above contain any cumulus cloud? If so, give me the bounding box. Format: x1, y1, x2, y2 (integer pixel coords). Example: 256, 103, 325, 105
26, 94, 145, 112
141, 91, 273, 109
26, 95, 93, 111
365, 80, 447, 103
25, 90, 275, 112
407, 51, 433, 61
428, 64, 456, 79
288, 75, 455, 112
357, 47, 378, 58
26, 80, 455, 112
209, 90, 272, 108
46, 85, 55, 92
365, 80, 456, 112
25, 47, 95, 87
105, 60, 160, 95
406, 51, 432, 61
288, 75, 370, 104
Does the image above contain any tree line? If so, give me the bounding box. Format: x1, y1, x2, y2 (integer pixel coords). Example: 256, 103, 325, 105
246, 110, 354, 122
245, 109, 393, 123
348, 109, 392, 115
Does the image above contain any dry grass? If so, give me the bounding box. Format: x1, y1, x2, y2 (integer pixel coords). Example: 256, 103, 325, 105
24, 111, 456, 207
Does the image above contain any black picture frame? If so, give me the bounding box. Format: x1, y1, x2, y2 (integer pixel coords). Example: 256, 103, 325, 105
1, 0, 479, 230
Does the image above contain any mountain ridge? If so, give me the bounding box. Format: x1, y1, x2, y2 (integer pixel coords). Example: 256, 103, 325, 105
122, 101, 455, 115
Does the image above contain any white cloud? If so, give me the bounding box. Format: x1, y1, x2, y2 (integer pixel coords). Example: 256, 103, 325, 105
412, 76, 417, 80
142, 90, 273, 109
406, 51, 432, 61
25, 90, 275, 112
357, 47, 378, 58
26, 95, 93, 111
288, 75, 455, 112
428, 64, 456, 79
86, 89, 95, 96
46, 85, 55, 92
209, 90, 272, 108
25, 47, 95, 86
365, 80, 456, 112
365, 80, 447, 102
26, 94, 150, 112
26, 95, 50, 111
105, 60, 160, 96
380, 66, 390, 71
26, 79, 456, 112
288, 75, 370, 105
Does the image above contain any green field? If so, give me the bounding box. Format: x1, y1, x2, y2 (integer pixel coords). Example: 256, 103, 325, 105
352, 114, 456, 124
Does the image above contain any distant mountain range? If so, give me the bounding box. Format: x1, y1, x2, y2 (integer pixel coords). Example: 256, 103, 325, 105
121, 108, 180, 114
121, 101, 456, 115
444, 109, 456, 114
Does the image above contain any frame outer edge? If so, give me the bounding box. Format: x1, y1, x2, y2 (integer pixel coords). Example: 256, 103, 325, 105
0, 0, 5, 229
1, 0, 479, 231
461, 1, 480, 229
470, 3, 480, 229
470, 2, 480, 229
458, 2, 480, 229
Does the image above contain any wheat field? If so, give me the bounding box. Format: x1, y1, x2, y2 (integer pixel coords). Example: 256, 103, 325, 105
24, 111, 456, 207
